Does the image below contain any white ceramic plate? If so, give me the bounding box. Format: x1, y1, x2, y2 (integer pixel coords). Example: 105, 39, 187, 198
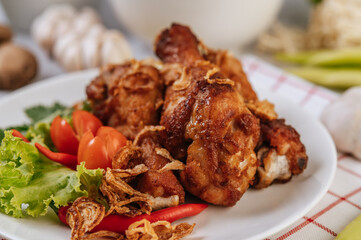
0, 69, 337, 240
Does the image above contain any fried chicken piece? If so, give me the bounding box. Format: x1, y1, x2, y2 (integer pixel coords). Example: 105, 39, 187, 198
110, 127, 186, 209
87, 59, 185, 207
207, 51, 308, 188
133, 126, 186, 208
86, 60, 164, 140
253, 119, 308, 188
202, 48, 258, 101
156, 24, 260, 206
159, 23, 308, 189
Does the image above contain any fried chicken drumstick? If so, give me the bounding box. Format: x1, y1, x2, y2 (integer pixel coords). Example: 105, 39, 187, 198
155, 23, 307, 190
87, 60, 186, 208
86, 23, 308, 208
156, 24, 260, 206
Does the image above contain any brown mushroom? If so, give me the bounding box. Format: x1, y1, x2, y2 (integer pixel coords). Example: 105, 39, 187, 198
0, 43, 37, 90
0, 24, 12, 43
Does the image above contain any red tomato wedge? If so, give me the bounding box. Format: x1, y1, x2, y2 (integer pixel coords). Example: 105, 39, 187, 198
72, 110, 103, 138
50, 111, 126, 170
96, 126, 127, 160
78, 130, 110, 170
77, 127, 127, 170
50, 116, 79, 155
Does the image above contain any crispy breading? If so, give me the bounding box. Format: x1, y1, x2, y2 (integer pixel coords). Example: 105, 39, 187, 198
100, 165, 152, 217
246, 100, 278, 121
202, 48, 258, 101
158, 24, 308, 189
134, 127, 185, 205
67, 197, 106, 240
125, 219, 195, 240
86, 60, 164, 140
253, 119, 308, 188
156, 24, 260, 206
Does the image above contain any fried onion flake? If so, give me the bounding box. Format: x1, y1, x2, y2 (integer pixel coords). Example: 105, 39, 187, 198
67, 197, 106, 240
125, 219, 195, 240
155, 148, 185, 172
100, 164, 152, 217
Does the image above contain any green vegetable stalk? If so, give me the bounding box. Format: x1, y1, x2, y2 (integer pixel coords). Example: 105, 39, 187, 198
277, 48, 361, 89
335, 213, 361, 240
277, 48, 361, 67
288, 67, 361, 89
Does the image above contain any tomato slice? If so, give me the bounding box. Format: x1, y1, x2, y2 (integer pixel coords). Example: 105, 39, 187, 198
78, 130, 110, 170
72, 110, 103, 138
96, 126, 127, 160
50, 116, 79, 155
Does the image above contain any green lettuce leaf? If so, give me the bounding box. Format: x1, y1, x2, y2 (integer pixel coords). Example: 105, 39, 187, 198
25, 102, 68, 124
0, 131, 103, 218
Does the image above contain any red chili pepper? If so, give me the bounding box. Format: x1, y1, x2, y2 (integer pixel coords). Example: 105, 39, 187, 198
58, 203, 208, 234
35, 143, 77, 170
11, 129, 30, 142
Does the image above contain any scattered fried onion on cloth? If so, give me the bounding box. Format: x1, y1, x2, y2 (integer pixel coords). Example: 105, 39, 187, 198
64, 164, 195, 240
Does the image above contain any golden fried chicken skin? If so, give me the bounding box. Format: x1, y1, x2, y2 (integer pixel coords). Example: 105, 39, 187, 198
156, 23, 308, 190
208, 50, 308, 188
156, 24, 260, 206
253, 119, 308, 188
87, 60, 185, 207
133, 127, 186, 206
86, 60, 164, 140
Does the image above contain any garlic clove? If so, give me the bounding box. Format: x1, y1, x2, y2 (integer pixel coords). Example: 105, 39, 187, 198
72, 7, 101, 37
61, 40, 83, 72
53, 31, 79, 63
101, 30, 132, 65
31, 4, 76, 54
321, 86, 361, 160
81, 24, 105, 68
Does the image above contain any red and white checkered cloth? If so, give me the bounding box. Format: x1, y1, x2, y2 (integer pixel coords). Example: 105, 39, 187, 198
0, 55, 359, 240
242, 55, 361, 240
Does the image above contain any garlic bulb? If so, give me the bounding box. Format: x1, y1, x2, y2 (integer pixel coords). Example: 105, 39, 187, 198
31, 4, 132, 71
320, 87, 361, 160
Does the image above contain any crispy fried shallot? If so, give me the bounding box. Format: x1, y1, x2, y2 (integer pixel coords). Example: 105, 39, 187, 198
82, 230, 124, 240
172, 67, 191, 91
125, 219, 195, 240
133, 126, 166, 146
155, 148, 185, 173
100, 165, 152, 217
112, 141, 143, 169
67, 197, 106, 240
246, 100, 278, 121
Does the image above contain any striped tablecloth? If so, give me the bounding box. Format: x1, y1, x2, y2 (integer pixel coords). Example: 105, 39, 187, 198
242, 55, 360, 240
1, 55, 360, 240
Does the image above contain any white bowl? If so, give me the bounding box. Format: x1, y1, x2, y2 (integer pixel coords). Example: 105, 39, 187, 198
109, 0, 284, 50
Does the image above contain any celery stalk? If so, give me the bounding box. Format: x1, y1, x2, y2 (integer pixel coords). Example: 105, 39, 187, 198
288, 67, 361, 88
277, 48, 361, 67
